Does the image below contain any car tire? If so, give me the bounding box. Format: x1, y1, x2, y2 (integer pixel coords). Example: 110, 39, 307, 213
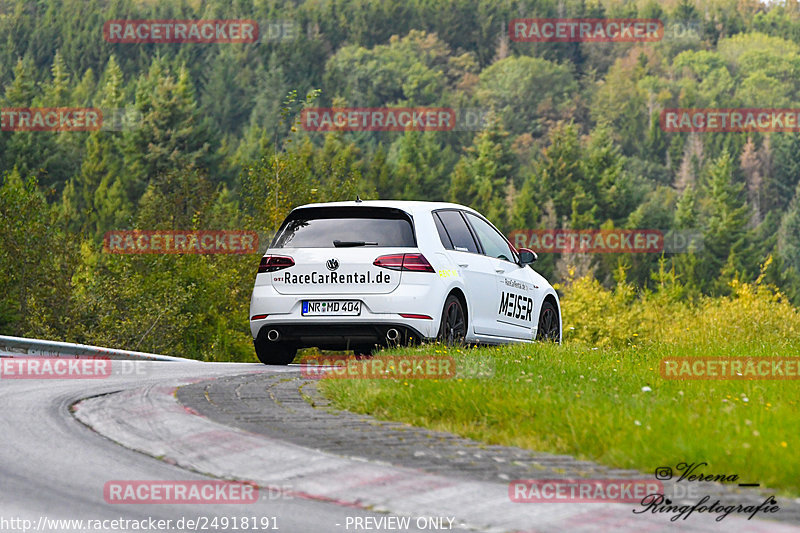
536, 300, 560, 342
254, 336, 297, 365
437, 294, 467, 345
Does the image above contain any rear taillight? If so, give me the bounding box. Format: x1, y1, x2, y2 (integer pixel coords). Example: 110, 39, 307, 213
373, 253, 435, 273
258, 255, 294, 273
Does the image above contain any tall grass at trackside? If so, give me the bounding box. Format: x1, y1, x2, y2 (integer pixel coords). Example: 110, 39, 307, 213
320, 259, 800, 495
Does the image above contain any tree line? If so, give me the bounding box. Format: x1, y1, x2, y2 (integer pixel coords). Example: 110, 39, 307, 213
2, 0, 800, 359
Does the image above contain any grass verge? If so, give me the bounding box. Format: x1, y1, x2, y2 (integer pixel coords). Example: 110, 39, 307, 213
320, 271, 800, 496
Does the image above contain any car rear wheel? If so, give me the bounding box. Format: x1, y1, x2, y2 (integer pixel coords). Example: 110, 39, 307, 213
536, 300, 560, 342
254, 336, 297, 365
437, 294, 467, 345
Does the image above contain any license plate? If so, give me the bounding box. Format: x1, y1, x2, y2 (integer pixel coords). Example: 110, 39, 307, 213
302, 300, 361, 316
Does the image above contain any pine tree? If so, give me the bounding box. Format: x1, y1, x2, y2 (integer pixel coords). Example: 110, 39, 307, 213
701, 151, 750, 292
525, 122, 583, 224
449, 119, 514, 228
764, 133, 800, 213
42, 51, 71, 106
121, 59, 217, 204
582, 123, 637, 225
778, 181, 800, 275
388, 130, 455, 200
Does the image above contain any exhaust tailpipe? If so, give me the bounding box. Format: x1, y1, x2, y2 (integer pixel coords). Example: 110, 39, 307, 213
386, 328, 400, 342
267, 329, 280, 342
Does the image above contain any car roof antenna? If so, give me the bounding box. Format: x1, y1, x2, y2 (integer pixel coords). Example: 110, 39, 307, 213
355, 195, 362, 203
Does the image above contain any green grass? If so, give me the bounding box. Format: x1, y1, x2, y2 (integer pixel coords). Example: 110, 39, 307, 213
319, 273, 800, 496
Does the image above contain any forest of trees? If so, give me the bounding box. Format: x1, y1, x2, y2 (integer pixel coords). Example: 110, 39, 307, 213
2, 0, 800, 360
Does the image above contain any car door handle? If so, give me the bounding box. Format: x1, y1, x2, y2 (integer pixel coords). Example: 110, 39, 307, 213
458, 263, 469, 268
495, 268, 505, 273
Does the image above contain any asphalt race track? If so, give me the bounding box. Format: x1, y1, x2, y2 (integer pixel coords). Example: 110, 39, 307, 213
0, 362, 450, 533
2, 360, 798, 533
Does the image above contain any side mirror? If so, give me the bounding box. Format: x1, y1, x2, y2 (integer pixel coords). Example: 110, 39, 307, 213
518, 248, 537, 265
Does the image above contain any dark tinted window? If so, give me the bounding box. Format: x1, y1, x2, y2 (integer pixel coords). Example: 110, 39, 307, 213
436, 210, 479, 253
271, 207, 415, 248
464, 212, 516, 262
433, 213, 453, 249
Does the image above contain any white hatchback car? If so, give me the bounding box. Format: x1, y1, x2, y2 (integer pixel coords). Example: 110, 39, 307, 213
249, 200, 561, 364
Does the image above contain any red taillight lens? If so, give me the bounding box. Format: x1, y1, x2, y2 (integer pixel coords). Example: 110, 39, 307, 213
401, 253, 436, 272
373, 253, 435, 273
399, 313, 433, 319
258, 255, 294, 273
373, 254, 405, 270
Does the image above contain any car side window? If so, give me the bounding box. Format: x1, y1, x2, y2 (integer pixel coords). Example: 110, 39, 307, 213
433, 213, 453, 250
435, 210, 479, 253
464, 212, 516, 263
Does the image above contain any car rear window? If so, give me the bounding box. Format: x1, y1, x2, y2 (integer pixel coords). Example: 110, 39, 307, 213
271, 207, 416, 248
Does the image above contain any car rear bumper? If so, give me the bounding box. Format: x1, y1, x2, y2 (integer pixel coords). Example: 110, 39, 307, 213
249, 285, 442, 348
253, 321, 427, 350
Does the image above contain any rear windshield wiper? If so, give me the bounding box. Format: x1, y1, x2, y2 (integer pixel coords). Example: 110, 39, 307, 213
333, 240, 378, 247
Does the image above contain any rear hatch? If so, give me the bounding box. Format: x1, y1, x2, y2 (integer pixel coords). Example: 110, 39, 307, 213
268, 206, 415, 295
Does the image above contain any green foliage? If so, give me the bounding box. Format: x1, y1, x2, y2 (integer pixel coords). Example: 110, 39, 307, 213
476, 55, 577, 137
450, 117, 514, 228
1, 0, 800, 359
0, 169, 76, 336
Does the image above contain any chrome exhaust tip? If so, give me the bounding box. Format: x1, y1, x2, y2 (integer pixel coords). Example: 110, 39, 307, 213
267, 329, 280, 342
386, 328, 400, 342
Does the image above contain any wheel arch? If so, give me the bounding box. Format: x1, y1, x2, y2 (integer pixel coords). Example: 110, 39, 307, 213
542, 291, 562, 343
447, 287, 469, 330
